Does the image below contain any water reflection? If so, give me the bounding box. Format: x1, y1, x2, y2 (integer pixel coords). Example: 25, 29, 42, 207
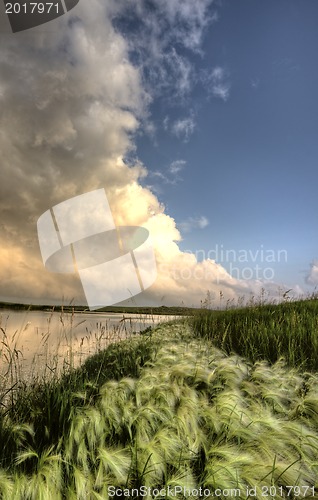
0, 309, 173, 383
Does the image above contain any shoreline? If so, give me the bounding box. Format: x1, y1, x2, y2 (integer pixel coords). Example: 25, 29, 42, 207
0, 300, 194, 316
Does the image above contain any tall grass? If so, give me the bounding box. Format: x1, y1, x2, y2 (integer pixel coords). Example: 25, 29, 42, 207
0, 317, 317, 498
191, 298, 318, 371
0, 312, 165, 468
0, 308, 160, 390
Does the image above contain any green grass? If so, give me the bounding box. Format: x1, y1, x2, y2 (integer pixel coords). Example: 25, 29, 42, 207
0, 301, 317, 498
191, 298, 318, 372
0, 320, 170, 468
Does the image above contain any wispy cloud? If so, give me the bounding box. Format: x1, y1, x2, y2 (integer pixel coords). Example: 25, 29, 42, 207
272, 57, 301, 77
201, 66, 231, 101
154, 0, 216, 51
169, 160, 186, 175
143, 120, 156, 138
171, 115, 196, 142
151, 159, 186, 185
163, 116, 170, 131
178, 216, 209, 233
212, 83, 230, 101
113, 0, 217, 101
251, 77, 260, 89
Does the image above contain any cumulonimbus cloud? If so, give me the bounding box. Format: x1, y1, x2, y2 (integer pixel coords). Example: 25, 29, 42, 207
0, 0, 300, 307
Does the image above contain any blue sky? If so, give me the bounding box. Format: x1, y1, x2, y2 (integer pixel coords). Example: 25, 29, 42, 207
133, 0, 318, 291
0, 0, 318, 307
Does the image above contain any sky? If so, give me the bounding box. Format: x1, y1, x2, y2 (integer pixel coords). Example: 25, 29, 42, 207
0, 0, 318, 308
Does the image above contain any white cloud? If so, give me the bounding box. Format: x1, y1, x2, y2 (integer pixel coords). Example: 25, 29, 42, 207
156, 0, 218, 53
143, 120, 157, 139
251, 77, 260, 89
0, 1, 148, 302
201, 65, 231, 101
169, 160, 186, 175
178, 216, 209, 233
168, 49, 194, 97
305, 261, 318, 286
151, 171, 169, 183
0, 0, 293, 308
212, 83, 230, 101
111, 0, 217, 101
171, 116, 196, 142
211, 66, 224, 80
151, 160, 186, 185
163, 116, 169, 130
118, 0, 216, 51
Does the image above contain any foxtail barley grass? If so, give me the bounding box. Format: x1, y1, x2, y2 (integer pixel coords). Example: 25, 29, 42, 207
0, 302, 317, 498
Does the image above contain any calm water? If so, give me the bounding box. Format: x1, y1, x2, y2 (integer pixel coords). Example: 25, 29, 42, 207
0, 309, 174, 382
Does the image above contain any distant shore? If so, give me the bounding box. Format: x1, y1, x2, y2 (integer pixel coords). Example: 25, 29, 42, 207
0, 300, 195, 316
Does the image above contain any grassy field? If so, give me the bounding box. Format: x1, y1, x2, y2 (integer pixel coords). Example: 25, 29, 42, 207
0, 300, 318, 498
191, 298, 318, 372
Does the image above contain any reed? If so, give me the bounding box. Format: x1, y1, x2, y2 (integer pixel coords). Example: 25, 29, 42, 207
0, 302, 317, 497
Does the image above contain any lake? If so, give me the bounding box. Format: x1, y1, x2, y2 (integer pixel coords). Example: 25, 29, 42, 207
0, 309, 175, 383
